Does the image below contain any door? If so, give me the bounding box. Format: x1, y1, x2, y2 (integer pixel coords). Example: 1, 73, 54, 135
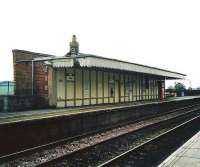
56, 69, 65, 107
66, 69, 75, 107
115, 80, 120, 103
129, 81, 133, 102
158, 81, 164, 100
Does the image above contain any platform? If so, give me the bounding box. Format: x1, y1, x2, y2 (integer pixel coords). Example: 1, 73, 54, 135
0, 96, 199, 124
0, 100, 160, 124
158, 130, 200, 167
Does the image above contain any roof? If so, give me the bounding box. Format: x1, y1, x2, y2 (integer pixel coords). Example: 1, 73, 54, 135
14, 50, 186, 79
51, 53, 186, 79
13, 49, 56, 58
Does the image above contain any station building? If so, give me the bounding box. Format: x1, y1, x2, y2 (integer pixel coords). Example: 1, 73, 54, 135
13, 35, 186, 108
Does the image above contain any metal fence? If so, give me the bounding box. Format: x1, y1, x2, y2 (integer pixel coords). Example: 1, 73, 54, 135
0, 81, 15, 95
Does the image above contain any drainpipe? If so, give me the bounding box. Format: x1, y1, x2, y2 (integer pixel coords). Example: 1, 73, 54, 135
31, 60, 34, 96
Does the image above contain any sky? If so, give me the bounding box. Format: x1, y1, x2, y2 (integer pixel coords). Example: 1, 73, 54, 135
0, 0, 200, 88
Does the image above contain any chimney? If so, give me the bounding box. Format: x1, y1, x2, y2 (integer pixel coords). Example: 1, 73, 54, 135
69, 35, 79, 56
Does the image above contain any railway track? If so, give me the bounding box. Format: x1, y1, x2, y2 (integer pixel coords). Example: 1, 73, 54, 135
99, 115, 200, 167
35, 105, 200, 167
1, 104, 200, 167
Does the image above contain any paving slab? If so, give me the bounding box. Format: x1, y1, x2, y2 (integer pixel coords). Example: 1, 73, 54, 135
158, 131, 200, 167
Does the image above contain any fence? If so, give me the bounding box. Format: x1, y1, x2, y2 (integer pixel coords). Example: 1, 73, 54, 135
0, 81, 15, 95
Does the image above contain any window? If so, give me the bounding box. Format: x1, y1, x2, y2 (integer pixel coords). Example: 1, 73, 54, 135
110, 87, 114, 97
84, 78, 89, 97
125, 82, 132, 96
109, 83, 115, 97
145, 78, 149, 89
109, 73, 115, 97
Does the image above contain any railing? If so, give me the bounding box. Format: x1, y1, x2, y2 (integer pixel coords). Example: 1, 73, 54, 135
0, 81, 15, 95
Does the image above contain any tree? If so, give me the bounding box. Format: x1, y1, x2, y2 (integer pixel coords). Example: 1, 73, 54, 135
174, 82, 186, 91
174, 82, 186, 96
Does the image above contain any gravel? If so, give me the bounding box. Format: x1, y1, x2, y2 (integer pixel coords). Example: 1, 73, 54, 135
3, 109, 195, 167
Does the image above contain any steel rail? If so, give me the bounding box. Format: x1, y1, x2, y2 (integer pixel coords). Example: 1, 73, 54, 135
98, 114, 200, 167
2, 103, 199, 164
35, 105, 200, 167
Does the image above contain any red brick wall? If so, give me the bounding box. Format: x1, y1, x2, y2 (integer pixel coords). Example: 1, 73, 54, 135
15, 61, 48, 97
34, 62, 48, 97
15, 62, 32, 95
13, 49, 49, 98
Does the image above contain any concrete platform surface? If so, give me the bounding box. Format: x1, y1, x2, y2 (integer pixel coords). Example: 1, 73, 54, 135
0, 100, 161, 124
0, 96, 199, 124
158, 130, 200, 167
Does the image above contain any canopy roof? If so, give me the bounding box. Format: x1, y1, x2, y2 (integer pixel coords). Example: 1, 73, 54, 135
14, 50, 186, 79
50, 53, 185, 79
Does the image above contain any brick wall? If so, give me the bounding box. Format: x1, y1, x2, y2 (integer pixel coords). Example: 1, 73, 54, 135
34, 62, 48, 97
15, 62, 32, 95
13, 50, 51, 107
14, 61, 49, 101
13, 50, 46, 94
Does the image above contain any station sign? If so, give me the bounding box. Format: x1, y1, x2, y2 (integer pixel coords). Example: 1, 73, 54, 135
66, 72, 75, 81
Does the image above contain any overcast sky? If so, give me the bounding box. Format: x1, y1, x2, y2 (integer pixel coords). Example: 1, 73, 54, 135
0, 0, 199, 88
